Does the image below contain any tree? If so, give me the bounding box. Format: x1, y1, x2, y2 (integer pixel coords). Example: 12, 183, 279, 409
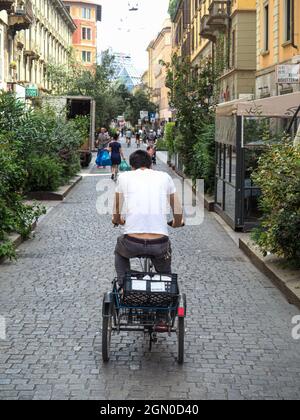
124, 89, 157, 126
163, 54, 216, 176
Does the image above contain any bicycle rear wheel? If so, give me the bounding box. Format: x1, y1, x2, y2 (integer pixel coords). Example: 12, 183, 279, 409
177, 316, 184, 364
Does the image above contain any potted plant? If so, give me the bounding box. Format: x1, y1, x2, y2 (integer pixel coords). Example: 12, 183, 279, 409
9, 61, 17, 70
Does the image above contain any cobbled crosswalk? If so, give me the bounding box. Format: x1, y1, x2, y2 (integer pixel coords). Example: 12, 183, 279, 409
0, 140, 300, 400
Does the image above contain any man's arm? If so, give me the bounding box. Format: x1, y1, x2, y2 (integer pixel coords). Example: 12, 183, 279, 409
169, 193, 184, 228
112, 192, 125, 225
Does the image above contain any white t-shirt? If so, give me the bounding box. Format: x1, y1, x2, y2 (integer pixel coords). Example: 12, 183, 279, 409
116, 169, 176, 236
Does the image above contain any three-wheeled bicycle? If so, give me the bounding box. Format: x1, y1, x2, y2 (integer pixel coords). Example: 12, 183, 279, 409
102, 256, 187, 364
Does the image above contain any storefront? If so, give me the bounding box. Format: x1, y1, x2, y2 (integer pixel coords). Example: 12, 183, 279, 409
215, 92, 300, 231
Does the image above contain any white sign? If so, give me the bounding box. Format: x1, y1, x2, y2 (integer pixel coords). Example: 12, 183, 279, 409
276, 64, 300, 84
132, 280, 147, 291
151, 282, 166, 293
140, 110, 148, 120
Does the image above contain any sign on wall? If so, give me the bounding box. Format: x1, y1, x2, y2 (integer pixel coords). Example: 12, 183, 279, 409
276, 64, 300, 84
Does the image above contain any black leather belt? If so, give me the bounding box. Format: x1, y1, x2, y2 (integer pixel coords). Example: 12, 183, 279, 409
125, 235, 169, 245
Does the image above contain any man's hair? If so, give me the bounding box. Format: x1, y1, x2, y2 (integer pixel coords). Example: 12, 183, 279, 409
130, 150, 152, 169
113, 133, 119, 141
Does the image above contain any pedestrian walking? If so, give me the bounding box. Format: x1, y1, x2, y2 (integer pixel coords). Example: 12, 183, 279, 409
109, 133, 125, 181
135, 132, 141, 148
96, 128, 110, 169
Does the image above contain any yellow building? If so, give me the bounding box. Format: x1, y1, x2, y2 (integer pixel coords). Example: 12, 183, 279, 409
256, 0, 300, 97
0, 0, 76, 94
171, 0, 257, 102
147, 19, 172, 121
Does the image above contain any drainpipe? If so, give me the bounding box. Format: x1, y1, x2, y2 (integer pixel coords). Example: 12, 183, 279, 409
292, 0, 298, 49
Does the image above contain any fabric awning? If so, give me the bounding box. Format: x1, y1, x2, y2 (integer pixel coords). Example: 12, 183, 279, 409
216, 92, 300, 117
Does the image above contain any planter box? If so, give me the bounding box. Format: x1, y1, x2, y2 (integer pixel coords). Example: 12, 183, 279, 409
26, 176, 82, 201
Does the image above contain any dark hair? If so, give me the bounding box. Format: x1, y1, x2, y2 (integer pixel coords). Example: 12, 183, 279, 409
113, 133, 119, 141
129, 150, 152, 169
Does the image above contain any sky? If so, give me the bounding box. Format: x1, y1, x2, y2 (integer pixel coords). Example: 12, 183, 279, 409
98, 0, 170, 75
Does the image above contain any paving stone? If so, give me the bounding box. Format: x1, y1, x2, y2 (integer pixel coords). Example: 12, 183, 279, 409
0, 144, 300, 400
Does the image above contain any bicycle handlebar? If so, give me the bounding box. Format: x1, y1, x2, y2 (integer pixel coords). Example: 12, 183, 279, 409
114, 221, 185, 228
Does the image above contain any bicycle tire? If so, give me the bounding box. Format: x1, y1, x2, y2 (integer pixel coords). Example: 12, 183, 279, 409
102, 310, 112, 363
177, 316, 184, 364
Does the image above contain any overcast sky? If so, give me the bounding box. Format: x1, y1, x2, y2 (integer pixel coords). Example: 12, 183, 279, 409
98, 0, 170, 74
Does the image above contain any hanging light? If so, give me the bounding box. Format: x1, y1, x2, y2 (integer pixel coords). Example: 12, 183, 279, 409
128, 2, 138, 11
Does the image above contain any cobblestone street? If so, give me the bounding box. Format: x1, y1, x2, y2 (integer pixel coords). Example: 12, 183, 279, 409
0, 143, 300, 400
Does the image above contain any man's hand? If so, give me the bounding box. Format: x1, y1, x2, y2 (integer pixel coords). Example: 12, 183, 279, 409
112, 216, 125, 226
170, 218, 185, 228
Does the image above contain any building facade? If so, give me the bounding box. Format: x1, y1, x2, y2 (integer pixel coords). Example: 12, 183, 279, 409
109, 51, 141, 92
63, 0, 101, 69
0, 0, 76, 94
256, 0, 300, 98
147, 19, 172, 121
171, 0, 257, 103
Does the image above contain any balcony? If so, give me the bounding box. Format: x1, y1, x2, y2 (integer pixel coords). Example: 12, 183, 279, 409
8, 0, 34, 33
24, 44, 40, 60
200, 15, 216, 42
207, 0, 229, 31
152, 88, 161, 98
0, 0, 14, 12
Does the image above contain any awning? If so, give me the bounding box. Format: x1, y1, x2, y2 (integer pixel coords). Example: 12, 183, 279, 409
216, 92, 300, 118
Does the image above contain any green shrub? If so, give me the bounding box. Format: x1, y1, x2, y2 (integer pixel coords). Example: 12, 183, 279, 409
191, 121, 215, 194
25, 155, 64, 192
155, 139, 169, 151
252, 140, 300, 267
0, 146, 45, 259
163, 122, 176, 154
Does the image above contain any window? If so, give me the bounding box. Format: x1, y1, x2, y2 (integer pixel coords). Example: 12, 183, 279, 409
285, 0, 292, 42
264, 4, 269, 51
82, 7, 91, 19
82, 27, 92, 40
82, 51, 91, 62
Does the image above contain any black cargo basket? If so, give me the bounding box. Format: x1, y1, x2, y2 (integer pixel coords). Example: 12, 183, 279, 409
122, 272, 179, 308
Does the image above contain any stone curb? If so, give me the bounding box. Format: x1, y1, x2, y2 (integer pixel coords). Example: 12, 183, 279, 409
26, 176, 82, 201
239, 238, 300, 310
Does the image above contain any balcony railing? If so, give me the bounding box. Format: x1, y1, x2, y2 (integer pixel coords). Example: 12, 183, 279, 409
0, 0, 14, 12
8, 0, 34, 33
200, 15, 216, 42
207, 0, 229, 31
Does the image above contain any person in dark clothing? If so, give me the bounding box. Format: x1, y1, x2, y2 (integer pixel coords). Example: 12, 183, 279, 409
109, 133, 125, 180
